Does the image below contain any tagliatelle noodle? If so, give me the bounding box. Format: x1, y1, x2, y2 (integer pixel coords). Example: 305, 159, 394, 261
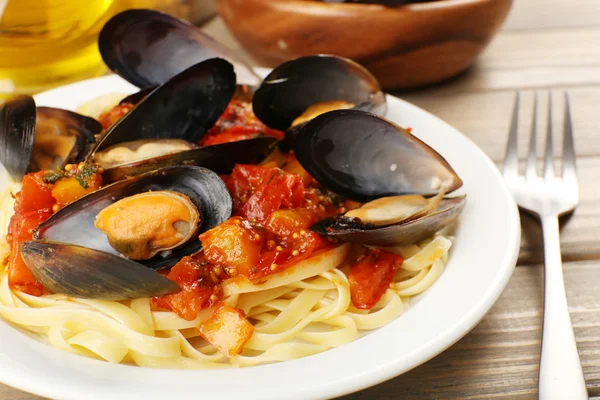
0, 173, 454, 368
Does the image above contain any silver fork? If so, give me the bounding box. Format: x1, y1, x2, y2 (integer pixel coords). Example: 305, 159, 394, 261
502, 91, 587, 399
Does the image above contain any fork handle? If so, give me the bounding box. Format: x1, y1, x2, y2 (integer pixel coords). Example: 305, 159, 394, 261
538, 215, 588, 400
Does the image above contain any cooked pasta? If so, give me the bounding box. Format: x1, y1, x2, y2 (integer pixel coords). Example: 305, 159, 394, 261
0, 86, 460, 368
0, 208, 451, 368
0, 179, 452, 367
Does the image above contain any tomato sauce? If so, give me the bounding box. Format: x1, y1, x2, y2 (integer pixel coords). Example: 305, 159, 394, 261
6, 167, 103, 295
199, 98, 284, 146
348, 248, 403, 310
8, 97, 404, 321
98, 104, 134, 130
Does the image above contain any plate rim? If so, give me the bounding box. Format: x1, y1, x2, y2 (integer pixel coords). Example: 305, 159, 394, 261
0, 74, 521, 400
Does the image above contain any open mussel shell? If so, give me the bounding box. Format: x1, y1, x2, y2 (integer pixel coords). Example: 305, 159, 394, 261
35, 166, 232, 269
295, 109, 463, 202
312, 196, 466, 246
0, 95, 102, 181
102, 136, 276, 184
252, 55, 387, 132
21, 240, 180, 300
0, 95, 36, 180
90, 58, 236, 156
119, 83, 255, 107
99, 8, 260, 88
33, 107, 101, 171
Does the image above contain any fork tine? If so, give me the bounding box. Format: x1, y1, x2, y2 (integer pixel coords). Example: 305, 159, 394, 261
562, 91, 577, 184
543, 92, 555, 180
503, 91, 520, 177
525, 93, 538, 180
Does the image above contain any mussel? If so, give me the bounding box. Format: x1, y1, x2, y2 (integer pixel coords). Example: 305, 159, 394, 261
84, 58, 275, 182
21, 241, 181, 300
94, 190, 201, 260
34, 165, 232, 270
312, 196, 466, 246
91, 58, 236, 154
295, 109, 462, 202
0, 95, 35, 180
252, 55, 387, 135
293, 109, 465, 246
99, 8, 261, 88
100, 136, 276, 183
33, 107, 100, 171
0, 95, 101, 181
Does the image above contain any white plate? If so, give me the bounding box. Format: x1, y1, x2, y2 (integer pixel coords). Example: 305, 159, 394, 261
0, 74, 520, 400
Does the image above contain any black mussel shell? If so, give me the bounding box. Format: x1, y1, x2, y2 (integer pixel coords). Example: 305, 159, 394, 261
35, 166, 232, 269
312, 196, 466, 246
99, 8, 260, 88
119, 87, 156, 105
0, 95, 36, 180
33, 107, 101, 171
120, 83, 256, 107
90, 58, 236, 156
294, 109, 462, 202
252, 55, 386, 131
102, 136, 277, 183
21, 240, 180, 300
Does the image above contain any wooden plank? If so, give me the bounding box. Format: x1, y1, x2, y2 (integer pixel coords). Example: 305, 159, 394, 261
503, 0, 600, 32
402, 89, 600, 161
0, 387, 40, 400
401, 89, 600, 265
339, 260, 600, 399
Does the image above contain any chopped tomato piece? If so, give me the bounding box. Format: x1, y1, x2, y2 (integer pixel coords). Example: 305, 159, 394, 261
239, 168, 304, 223
251, 248, 292, 279
199, 98, 283, 147
282, 157, 313, 187
265, 209, 314, 242
198, 304, 254, 357
152, 255, 221, 321
249, 231, 329, 280
98, 104, 133, 129
348, 249, 403, 310
7, 210, 53, 295
14, 173, 54, 213
201, 131, 259, 146
199, 217, 263, 277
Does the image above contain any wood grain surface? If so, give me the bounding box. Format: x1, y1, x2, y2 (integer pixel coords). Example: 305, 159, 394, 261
3, 0, 600, 399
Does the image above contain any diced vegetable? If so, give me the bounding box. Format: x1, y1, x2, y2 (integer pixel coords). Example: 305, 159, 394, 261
241, 171, 304, 223
265, 209, 314, 239
282, 157, 313, 187
51, 176, 97, 206
227, 164, 305, 223
98, 104, 133, 129
198, 304, 254, 357
199, 217, 263, 277
348, 248, 403, 310
7, 210, 53, 295
199, 98, 283, 147
14, 173, 54, 213
152, 255, 220, 321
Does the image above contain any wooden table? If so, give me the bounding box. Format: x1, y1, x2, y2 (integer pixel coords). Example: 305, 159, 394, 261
3, 1, 600, 399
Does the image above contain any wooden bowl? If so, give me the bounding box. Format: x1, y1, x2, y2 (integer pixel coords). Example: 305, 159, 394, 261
216, 0, 512, 90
